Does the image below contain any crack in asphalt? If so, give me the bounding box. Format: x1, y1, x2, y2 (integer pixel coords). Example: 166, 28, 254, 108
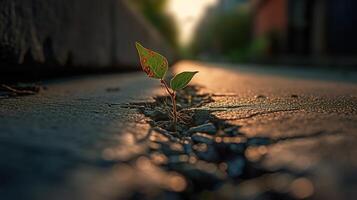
222, 108, 302, 120
120, 85, 315, 199
272, 130, 341, 144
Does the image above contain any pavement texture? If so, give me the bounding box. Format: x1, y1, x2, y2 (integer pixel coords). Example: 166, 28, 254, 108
0, 61, 357, 200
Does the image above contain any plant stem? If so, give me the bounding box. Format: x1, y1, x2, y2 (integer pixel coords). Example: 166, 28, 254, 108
172, 92, 177, 129
161, 79, 177, 131
161, 79, 173, 96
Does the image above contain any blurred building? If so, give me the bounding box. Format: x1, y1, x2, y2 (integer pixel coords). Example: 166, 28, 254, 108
252, 0, 357, 58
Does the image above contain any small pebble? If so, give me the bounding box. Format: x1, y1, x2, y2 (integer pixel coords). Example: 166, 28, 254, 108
255, 94, 267, 99
193, 110, 211, 125
188, 123, 217, 135
183, 143, 193, 154
191, 133, 214, 144
194, 144, 219, 162
223, 126, 240, 136
247, 137, 272, 146
144, 110, 169, 121
227, 157, 245, 177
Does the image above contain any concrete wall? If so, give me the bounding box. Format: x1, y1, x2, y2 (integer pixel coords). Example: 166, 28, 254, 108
0, 0, 174, 71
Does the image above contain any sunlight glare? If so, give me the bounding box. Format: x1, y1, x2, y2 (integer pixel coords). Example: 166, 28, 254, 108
167, 0, 218, 45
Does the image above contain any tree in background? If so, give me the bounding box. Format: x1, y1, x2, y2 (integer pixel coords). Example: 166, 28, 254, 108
191, 7, 254, 62
191, 7, 266, 62
130, 0, 178, 49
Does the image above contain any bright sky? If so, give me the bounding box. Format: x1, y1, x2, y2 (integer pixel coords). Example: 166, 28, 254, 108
166, 0, 218, 45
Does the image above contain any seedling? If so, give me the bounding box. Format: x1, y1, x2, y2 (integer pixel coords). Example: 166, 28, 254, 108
135, 42, 198, 130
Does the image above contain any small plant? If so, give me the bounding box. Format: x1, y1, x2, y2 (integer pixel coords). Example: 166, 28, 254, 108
135, 42, 198, 130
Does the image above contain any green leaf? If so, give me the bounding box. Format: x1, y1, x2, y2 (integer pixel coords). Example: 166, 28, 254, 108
135, 42, 168, 79
170, 71, 198, 91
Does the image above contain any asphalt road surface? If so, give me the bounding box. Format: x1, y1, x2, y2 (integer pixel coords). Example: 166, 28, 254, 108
1, 61, 356, 200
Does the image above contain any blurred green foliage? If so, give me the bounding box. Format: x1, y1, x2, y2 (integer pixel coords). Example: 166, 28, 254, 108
130, 0, 178, 49
191, 9, 267, 62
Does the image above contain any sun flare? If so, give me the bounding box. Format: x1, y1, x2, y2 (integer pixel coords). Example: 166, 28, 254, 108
166, 0, 218, 45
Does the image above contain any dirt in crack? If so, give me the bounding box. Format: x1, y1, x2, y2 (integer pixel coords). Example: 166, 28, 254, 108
124, 85, 306, 199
